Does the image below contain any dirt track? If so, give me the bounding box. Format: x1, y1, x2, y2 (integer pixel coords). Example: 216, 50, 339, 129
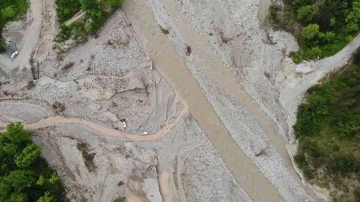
0, 96, 188, 142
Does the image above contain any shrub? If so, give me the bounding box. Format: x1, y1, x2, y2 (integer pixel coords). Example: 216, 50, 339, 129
27, 81, 35, 90
305, 47, 321, 59
56, 0, 81, 23
289, 52, 303, 63
63, 62, 74, 70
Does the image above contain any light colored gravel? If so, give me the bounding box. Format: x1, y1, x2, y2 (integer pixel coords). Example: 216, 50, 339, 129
0, 101, 50, 123
174, 115, 253, 202
33, 124, 160, 202
135, 114, 253, 202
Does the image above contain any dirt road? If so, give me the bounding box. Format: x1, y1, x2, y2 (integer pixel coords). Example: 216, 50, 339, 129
0, 0, 43, 70
282, 33, 360, 107
0, 96, 188, 142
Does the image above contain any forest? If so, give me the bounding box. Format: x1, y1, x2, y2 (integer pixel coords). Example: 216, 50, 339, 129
0, 0, 28, 53
0, 123, 66, 202
294, 51, 360, 201
268, 0, 360, 63
56, 0, 125, 35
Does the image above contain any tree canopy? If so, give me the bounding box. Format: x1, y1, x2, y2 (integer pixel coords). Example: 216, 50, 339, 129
268, 0, 360, 62
0, 123, 66, 202
294, 52, 360, 201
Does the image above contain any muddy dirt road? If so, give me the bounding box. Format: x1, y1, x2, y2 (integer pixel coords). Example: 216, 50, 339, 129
0, 98, 188, 142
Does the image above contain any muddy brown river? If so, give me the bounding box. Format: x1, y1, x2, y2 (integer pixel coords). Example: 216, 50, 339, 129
122, 0, 284, 201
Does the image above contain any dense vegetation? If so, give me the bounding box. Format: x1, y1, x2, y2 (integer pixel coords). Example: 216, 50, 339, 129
55, 0, 125, 47
294, 51, 360, 201
0, 0, 28, 53
56, 0, 82, 23
268, 0, 360, 63
0, 123, 66, 202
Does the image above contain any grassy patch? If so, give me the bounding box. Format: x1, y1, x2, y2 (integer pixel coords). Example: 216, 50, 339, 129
294, 51, 360, 201
113, 198, 125, 202
62, 62, 74, 71
27, 80, 35, 90
289, 52, 303, 64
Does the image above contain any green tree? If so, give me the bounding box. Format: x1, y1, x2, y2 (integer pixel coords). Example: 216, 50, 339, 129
105, 0, 125, 8
15, 144, 41, 168
80, 0, 99, 11
301, 24, 320, 41
9, 193, 27, 202
4, 170, 37, 191
305, 47, 322, 59
55, 0, 81, 23
1, 6, 16, 20
297, 5, 314, 21
0, 123, 66, 201
0, 182, 11, 201
324, 32, 336, 43
330, 17, 336, 27
37, 192, 54, 202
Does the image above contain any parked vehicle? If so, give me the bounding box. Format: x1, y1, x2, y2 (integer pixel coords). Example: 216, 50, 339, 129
10, 51, 18, 59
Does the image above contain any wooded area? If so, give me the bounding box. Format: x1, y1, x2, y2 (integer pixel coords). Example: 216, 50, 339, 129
0, 123, 66, 202
269, 0, 360, 63
0, 0, 28, 53
294, 51, 360, 201
56, 0, 125, 33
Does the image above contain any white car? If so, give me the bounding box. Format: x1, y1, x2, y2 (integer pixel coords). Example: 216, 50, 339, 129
10, 51, 18, 59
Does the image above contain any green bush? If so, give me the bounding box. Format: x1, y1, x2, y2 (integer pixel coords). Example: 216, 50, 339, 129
105, 0, 125, 9
56, 22, 86, 43
289, 52, 302, 64
305, 47, 322, 59
0, 38, 6, 53
353, 50, 360, 66
55, 0, 82, 23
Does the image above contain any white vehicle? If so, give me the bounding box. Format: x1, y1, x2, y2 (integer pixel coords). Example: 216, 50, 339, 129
10, 51, 18, 59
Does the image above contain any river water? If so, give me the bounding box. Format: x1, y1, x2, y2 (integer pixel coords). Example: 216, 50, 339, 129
122, 0, 284, 201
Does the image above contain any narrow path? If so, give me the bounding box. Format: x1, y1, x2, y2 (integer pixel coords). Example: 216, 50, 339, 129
284, 33, 360, 105
0, 100, 188, 142
65, 11, 86, 26
122, 0, 283, 201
